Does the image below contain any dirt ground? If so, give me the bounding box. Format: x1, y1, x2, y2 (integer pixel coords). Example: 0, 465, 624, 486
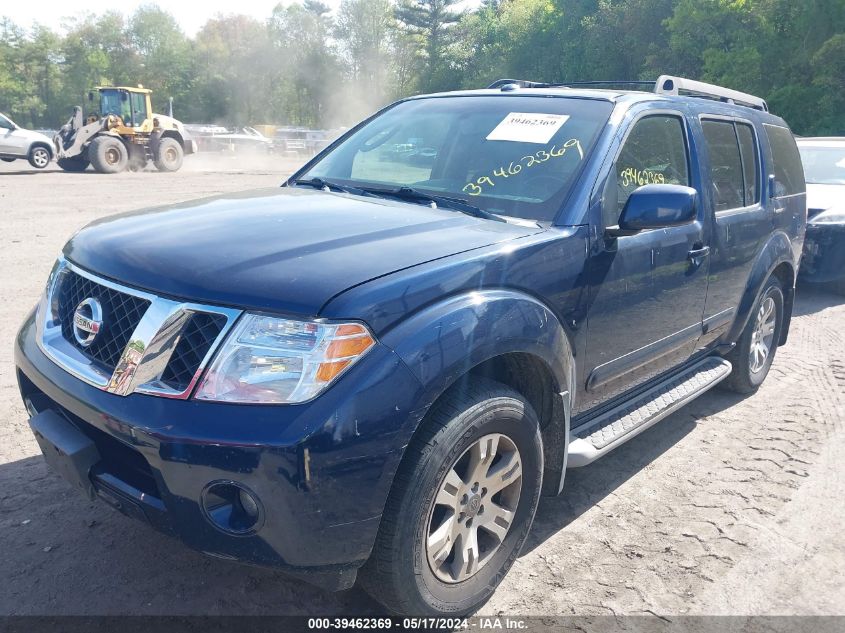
0, 159, 843, 617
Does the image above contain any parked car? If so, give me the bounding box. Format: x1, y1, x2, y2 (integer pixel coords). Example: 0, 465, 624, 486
16, 75, 806, 616
797, 137, 845, 294
185, 124, 274, 153
0, 112, 53, 168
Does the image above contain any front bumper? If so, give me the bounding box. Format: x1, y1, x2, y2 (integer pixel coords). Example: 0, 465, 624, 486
800, 223, 845, 284
15, 311, 426, 589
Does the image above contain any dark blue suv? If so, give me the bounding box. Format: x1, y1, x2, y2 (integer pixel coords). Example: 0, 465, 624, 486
15, 76, 806, 615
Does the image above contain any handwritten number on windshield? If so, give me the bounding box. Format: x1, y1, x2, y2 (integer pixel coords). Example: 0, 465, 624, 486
463, 138, 583, 196
620, 167, 666, 187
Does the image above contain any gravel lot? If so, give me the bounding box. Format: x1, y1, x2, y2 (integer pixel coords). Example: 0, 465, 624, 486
1, 160, 843, 617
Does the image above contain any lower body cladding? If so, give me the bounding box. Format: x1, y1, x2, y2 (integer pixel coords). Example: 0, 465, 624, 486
14, 313, 426, 591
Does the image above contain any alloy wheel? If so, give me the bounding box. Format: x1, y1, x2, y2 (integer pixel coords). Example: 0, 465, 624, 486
32, 148, 49, 168
749, 296, 776, 373
425, 433, 522, 583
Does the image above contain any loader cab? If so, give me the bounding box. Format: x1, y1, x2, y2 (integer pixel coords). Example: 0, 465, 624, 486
90, 87, 153, 131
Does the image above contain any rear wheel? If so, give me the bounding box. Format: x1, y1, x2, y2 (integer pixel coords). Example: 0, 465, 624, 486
89, 136, 128, 174
1, 157, 15, 163
28, 145, 51, 169
154, 137, 184, 172
359, 378, 543, 615
722, 276, 784, 394
57, 157, 89, 172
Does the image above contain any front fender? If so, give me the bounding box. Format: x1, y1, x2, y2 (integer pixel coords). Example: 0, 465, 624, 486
381, 288, 575, 426
727, 230, 797, 344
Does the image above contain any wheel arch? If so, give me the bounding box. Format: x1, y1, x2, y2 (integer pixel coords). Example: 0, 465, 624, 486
28, 140, 53, 159
160, 130, 185, 147
728, 231, 797, 347
382, 289, 576, 497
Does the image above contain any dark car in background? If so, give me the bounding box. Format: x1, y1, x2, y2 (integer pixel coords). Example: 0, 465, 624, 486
798, 137, 845, 294
16, 75, 806, 615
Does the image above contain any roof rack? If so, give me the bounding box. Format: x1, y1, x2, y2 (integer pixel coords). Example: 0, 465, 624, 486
487, 79, 552, 89
655, 75, 768, 112
486, 75, 769, 112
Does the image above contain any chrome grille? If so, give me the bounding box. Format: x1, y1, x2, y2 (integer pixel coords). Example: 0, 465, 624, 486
159, 312, 228, 392
57, 271, 150, 370
37, 258, 241, 399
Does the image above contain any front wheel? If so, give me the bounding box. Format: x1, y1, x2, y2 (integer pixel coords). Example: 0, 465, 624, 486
28, 145, 51, 169
360, 378, 543, 615
88, 136, 128, 173
722, 276, 784, 393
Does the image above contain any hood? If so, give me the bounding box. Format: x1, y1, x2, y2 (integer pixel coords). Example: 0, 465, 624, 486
806, 183, 845, 214
65, 187, 538, 315
18, 128, 52, 145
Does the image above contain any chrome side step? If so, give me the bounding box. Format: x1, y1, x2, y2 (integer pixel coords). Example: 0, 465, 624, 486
568, 357, 732, 468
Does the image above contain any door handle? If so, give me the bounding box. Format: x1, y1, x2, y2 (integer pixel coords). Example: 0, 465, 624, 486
688, 245, 710, 264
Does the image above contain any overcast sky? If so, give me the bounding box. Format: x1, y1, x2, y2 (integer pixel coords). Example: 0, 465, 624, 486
5, 0, 481, 36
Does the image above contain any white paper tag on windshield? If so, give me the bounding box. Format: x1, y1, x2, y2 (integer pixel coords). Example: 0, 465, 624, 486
486, 112, 570, 144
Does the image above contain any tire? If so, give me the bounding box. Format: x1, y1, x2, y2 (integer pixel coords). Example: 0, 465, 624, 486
359, 378, 543, 615
57, 157, 89, 172
88, 136, 128, 174
722, 276, 784, 394
153, 137, 184, 172
27, 145, 51, 169
1, 157, 14, 163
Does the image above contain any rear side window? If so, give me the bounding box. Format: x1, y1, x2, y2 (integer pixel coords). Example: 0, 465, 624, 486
604, 114, 690, 227
736, 123, 759, 204
765, 124, 806, 196
701, 120, 744, 211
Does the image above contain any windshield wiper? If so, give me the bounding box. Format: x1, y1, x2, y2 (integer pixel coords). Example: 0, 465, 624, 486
294, 177, 378, 198
363, 185, 505, 222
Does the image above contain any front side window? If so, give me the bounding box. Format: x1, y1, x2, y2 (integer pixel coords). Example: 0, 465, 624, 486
603, 114, 690, 227
765, 124, 806, 196
299, 96, 613, 221
799, 145, 845, 186
0, 114, 14, 129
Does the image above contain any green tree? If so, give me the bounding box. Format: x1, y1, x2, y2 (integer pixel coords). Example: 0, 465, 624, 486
395, 0, 462, 92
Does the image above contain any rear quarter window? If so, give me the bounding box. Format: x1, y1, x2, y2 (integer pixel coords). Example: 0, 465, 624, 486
764, 124, 806, 197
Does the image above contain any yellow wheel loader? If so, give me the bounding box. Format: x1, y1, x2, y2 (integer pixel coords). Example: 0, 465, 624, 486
54, 86, 197, 173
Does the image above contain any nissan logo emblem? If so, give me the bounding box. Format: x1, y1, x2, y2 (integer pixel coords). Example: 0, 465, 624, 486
73, 298, 103, 348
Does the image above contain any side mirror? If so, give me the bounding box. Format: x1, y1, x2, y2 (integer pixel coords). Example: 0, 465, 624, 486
608, 184, 698, 237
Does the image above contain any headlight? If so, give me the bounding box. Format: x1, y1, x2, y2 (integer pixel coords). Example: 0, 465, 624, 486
195, 314, 375, 404
809, 208, 845, 225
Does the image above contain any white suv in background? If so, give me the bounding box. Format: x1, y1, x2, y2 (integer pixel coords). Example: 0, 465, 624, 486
0, 112, 53, 169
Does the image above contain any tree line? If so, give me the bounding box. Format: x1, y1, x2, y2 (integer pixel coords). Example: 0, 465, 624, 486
1, 0, 843, 135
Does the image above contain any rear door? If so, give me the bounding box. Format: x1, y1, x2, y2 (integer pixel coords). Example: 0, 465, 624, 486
697, 116, 770, 348
581, 108, 710, 412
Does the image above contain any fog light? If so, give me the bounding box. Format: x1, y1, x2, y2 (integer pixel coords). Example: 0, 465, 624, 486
201, 481, 264, 535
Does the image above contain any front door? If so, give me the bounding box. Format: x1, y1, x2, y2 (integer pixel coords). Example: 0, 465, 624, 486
0, 114, 22, 155
580, 110, 709, 413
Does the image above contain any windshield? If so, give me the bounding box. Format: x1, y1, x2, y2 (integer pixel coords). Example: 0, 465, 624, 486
99, 89, 130, 120
799, 145, 845, 185
298, 96, 613, 221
